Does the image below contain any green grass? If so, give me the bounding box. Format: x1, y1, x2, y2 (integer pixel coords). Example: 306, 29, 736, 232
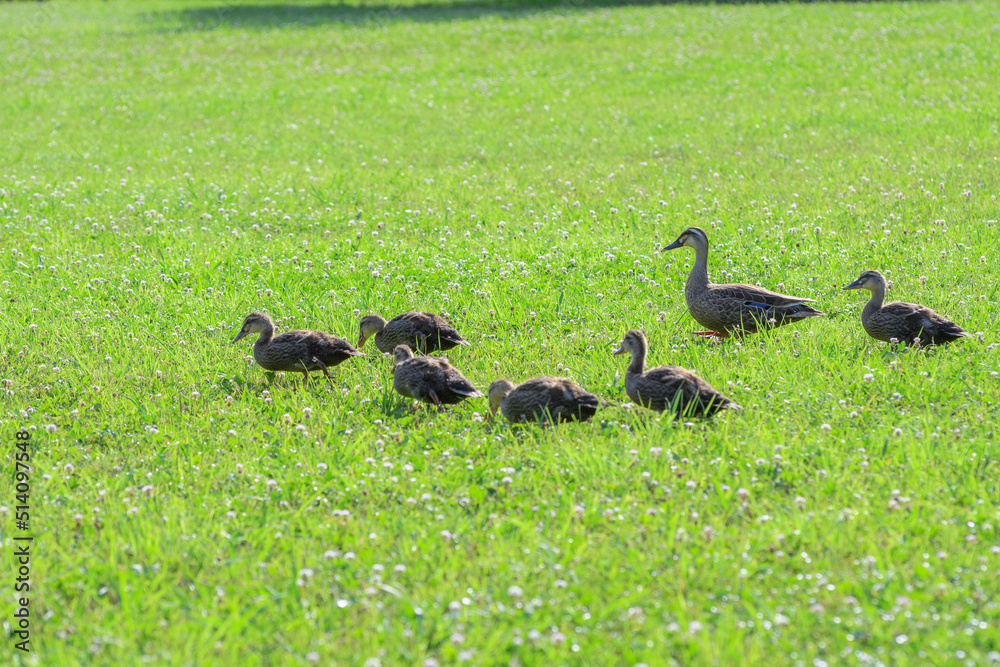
2, 0, 999, 664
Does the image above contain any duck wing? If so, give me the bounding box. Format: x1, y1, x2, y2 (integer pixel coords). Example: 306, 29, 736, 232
413, 357, 480, 402
415, 312, 469, 350
882, 301, 969, 345
710, 283, 824, 328
305, 331, 365, 367
443, 360, 482, 398
513, 376, 600, 422
712, 283, 817, 307
639, 366, 736, 417
543, 377, 600, 422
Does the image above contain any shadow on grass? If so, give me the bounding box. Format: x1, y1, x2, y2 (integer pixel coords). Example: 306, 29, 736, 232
165, 0, 903, 31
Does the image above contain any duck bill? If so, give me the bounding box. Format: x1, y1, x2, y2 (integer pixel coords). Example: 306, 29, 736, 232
611, 345, 626, 355
357, 335, 368, 348
661, 239, 683, 252
232, 330, 248, 343
842, 280, 863, 291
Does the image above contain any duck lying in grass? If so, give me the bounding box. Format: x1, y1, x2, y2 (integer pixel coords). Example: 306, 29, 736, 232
392, 344, 482, 408
612, 329, 739, 417
233, 312, 364, 385
842, 270, 970, 346
662, 226, 823, 339
358, 312, 469, 354
488, 376, 601, 424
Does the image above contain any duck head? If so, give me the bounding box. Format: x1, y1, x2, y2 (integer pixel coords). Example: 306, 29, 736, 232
233, 312, 273, 343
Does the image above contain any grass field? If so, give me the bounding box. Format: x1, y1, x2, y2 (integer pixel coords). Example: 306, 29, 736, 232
2, 0, 1000, 664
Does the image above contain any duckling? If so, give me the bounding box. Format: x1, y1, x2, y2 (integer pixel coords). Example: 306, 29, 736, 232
662, 226, 823, 338
392, 344, 482, 408
842, 270, 970, 346
358, 312, 469, 354
612, 329, 739, 417
488, 376, 601, 424
233, 312, 364, 385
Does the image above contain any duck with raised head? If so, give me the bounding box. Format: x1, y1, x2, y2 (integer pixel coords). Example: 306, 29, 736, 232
662, 226, 823, 338
612, 329, 739, 417
358, 312, 469, 354
233, 312, 364, 384
392, 344, 482, 408
488, 376, 601, 424
842, 270, 970, 346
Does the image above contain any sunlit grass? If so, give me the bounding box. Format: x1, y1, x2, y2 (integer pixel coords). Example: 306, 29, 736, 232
1, 0, 999, 665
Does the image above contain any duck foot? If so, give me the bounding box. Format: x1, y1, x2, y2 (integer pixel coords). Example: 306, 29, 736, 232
693, 330, 730, 340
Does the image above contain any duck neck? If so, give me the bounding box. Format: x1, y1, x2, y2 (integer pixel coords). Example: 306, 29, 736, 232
628, 344, 647, 375
254, 320, 275, 347
686, 240, 711, 292
864, 283, 886, 313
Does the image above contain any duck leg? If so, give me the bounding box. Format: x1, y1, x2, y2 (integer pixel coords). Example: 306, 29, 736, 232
428, 389, 442, 408
693, 330, 730, 340
413, 332, 428, 354
298, 360, 310, 387
312, 356, 334, 381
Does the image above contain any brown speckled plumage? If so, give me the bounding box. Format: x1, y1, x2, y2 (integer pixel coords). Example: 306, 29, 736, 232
662, 227, 823, 336
359, 312, 469, 354
488, 377, 601, 424
613, 329, 739, 417
233, 312, 364, 384
392, 345, 482, 407
843, 270, 970, 346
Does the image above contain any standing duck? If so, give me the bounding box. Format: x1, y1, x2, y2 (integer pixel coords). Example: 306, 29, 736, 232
842, 270, 970, 346
488, 377, 601, 424
392, 345, 482, 408
358, 312, 469, 354
233, 312, 364, 384
662, 226, 823, 338
612, 329, 739, 417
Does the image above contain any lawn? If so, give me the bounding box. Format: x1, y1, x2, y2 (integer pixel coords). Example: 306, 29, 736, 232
2, 0, 999, 665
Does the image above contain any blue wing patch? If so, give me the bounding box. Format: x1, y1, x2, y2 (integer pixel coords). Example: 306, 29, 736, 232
744, 301, 771, 311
